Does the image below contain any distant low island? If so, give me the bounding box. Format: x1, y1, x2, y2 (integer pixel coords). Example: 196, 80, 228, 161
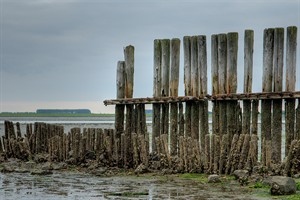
0, 109, 114, 117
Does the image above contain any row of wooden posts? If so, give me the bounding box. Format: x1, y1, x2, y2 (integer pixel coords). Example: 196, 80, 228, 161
2, 120, 300, 175
108, 26, 299, 170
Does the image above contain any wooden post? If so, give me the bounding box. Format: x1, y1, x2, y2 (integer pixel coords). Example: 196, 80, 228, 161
218, 34, 227, 141
16, 122, 21, 138
243, 30, 254, 136
213, 135, 220, 173
115, 61, 125, 141
238, 134, 250, 169
152, 39, 161, 152
296, 102, 300, 140
205, 134, 210, 171
190, 36, 199, 141
170, 38, 180, 156
285, 26, 297, 155
219, 134, 228, 174
261, 28, 274, 165
211, 34, 219, 165
161, 39, 170, 137
198, 35, 208, 153
124, 45, 134, 166
272, 28, 284, 163
177, 102, 184, 158
184, 36, 192, 138
226, 32, 238, 151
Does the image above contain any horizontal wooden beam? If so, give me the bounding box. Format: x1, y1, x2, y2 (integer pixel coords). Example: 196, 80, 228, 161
103, 91, 300, 105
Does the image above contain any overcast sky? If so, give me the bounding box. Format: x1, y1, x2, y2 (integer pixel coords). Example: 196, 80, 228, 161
1, 0, 299, 113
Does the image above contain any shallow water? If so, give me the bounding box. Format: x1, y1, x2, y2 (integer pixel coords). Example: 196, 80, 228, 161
0, 171, 268, 200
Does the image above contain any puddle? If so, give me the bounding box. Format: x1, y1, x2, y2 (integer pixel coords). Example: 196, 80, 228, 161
0, 171, 272, 200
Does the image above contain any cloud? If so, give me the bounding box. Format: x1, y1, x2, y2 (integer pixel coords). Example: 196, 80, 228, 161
1, 0, 299, 112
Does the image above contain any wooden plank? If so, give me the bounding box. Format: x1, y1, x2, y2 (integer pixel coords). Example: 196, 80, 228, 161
272, 28, 284, 163
104, 91, 300, 105
243, 30, 254, 136
261, 28, 274, 165
285, 26, 297, 155
170, 38, 180, 156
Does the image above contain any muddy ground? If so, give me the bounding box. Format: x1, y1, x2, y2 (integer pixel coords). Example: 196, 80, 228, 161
0, 160, 299, 200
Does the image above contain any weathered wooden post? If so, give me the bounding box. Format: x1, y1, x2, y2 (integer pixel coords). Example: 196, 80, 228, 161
296, 103, 300, 140
170, 38, 180, 156
211, 34, 219, 165
218, 34, 227, 141
115, 61, 125, 141
124, 45, 134, 167
226, 32, 238, 150
198, 35, 208, 153
161, 39, 170, 137
184, 36, 192, 138
190, 36, 199, 141
152, 39, 161, 152
243, 30, 254, 136
261, 28, 274, 166
272, 28, 284, 163
285, 26, 297, 156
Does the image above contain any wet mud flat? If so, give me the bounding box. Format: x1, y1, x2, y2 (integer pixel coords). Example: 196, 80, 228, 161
0, 171, 260, 200
1, 162, 298, 200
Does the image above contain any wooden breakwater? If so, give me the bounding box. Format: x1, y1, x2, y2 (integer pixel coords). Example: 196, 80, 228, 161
103, 26, 300, 175
0, 26, 299, 176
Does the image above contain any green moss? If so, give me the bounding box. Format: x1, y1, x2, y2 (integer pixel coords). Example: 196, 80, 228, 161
249, 182, 270, 189
178, 173, 208, 182
296, 181, 300, 191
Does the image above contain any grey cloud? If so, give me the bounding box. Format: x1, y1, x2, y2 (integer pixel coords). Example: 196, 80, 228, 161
1, 0, 299, 108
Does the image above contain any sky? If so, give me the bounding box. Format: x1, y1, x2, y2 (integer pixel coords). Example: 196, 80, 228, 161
1, 0, 300, 113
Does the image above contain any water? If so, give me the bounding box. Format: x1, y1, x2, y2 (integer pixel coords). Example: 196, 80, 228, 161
0, 171, 266, 200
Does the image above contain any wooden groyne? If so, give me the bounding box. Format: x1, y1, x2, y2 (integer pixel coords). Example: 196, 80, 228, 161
103, 26, 299, 175
1, 26, 299, 176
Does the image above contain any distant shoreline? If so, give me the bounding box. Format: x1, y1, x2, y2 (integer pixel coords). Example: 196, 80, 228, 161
0, 113, 115, 117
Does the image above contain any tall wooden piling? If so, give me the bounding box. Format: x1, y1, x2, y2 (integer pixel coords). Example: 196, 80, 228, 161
184, 36, 192, 138
198, 35, 208, 153
272, 28, 284, 163
261, 28, 274, 165
211, 34, 219, 139
226, 32, 238, 149
170, 38, 180, 156
296, 102, 300, 140
115, 61, 125, 140
285, 26, 297, 155
152, 39, 162, 152
161, 39, 170, 136
190, 36, 199, 141
218, 34, 227, 141
243, 30, 254, 136
124, 45, 134, 166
